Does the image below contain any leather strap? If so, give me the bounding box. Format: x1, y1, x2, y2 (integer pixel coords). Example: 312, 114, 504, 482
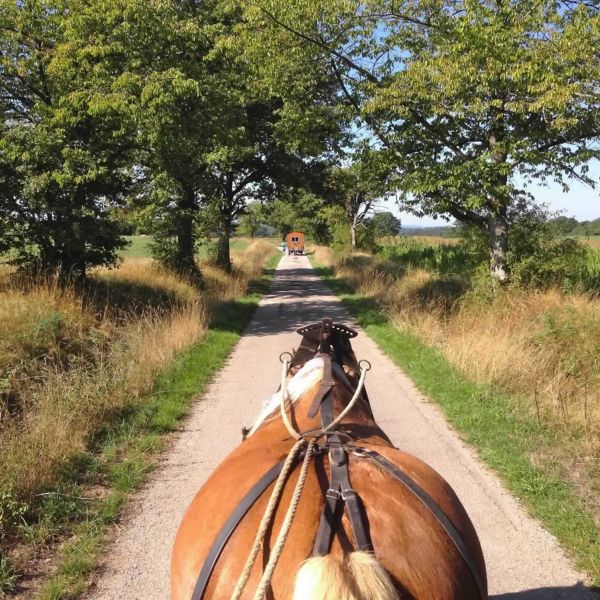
353, 448, 486, 600
191, 459, 286, 600
307, 354, 335, 418
312, 391, 372, 556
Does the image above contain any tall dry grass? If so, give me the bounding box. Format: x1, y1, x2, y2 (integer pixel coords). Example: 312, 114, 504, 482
0, 240, 274, 507
320, 247, 600, 441
319, 244, 600, 518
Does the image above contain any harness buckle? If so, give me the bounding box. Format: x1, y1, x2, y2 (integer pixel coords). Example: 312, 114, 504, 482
325, 488, 341, 502
341, 487, 358, 502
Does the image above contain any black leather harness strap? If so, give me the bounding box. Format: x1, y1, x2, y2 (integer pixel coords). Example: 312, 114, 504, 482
312, 381, 372, 556
306, 352, 336, 418
191, 459, 286, 600
352, 447, 486, 600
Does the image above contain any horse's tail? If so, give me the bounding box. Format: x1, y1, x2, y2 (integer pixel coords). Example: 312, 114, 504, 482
293, 551, 398, 600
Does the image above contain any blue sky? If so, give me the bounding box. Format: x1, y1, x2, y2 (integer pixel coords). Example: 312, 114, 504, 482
382, 161, 600, 227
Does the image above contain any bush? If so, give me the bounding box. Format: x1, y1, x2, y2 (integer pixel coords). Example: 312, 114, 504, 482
460, 206, 588, 290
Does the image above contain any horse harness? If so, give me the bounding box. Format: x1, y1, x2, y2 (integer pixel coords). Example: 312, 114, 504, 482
191, 320, 486, 600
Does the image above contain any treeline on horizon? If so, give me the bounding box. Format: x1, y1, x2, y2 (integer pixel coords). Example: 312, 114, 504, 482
402, 216, 600, 239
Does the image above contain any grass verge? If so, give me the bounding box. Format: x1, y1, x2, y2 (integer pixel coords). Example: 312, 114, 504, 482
24, 253, 280, 599
312, 260, 600, 588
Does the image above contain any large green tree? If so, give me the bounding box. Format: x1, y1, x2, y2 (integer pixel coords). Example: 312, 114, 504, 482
66, 0, 227, 281
0, 0, 135, 279
238, 0, 600, 281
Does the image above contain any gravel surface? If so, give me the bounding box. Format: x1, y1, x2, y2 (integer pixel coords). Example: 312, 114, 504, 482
87, 254, 596, 599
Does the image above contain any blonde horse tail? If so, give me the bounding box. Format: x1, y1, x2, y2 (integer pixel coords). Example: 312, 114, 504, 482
293, 551, 398, 600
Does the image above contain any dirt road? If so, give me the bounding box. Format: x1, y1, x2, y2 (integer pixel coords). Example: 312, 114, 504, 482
88, 254, 595, 599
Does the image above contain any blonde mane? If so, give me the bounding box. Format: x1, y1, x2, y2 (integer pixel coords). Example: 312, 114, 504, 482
246, 357, 324, 437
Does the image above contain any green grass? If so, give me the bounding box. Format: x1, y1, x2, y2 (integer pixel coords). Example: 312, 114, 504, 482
32, 253, 280, 599
120, 236, 257, 259
312, 260, 600, 588
121, 235, 153, 258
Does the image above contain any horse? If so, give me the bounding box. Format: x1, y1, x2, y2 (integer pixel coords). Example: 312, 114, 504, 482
171, 319, 487, 599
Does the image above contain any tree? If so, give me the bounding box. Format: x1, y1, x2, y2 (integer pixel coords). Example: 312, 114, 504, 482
126, 0, 224, 281
549, 216, 578, 236
370, 212, 401, 238
200, 80, 343, 270
264, 190, 332, 242
238, 202, 264, 238
327, 166, 376, 250
0, 0, 135, 279
325, 152, 391, 250
237, 0, 600, 282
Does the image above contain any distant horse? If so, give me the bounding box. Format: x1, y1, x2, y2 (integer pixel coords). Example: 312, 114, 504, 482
172, 320, 487, 599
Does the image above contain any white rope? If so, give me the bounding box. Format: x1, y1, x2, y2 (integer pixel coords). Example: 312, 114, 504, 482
252, 438, 316, 600
280, 358, 302, 440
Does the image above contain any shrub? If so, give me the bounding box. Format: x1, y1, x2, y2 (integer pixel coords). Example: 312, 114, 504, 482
460, 206, 588, 290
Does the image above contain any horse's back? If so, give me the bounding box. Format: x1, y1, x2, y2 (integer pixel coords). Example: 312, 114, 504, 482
172, 436, 486, 599
351, 445, 486, 599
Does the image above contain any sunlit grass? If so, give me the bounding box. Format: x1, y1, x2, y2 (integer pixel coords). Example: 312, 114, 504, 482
0, 240, 277, 597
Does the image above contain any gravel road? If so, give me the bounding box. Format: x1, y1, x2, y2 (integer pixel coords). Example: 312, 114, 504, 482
87, 254, 596, 599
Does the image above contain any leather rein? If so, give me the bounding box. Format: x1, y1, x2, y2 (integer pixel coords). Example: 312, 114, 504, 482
190, 320, 485, 600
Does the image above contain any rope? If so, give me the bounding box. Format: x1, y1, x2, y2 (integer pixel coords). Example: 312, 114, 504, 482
232, 356, 369, 599
324, 363, 368, 431
280, 358, 302, 440
230, 438, 306, 600
252, 438, 316, 600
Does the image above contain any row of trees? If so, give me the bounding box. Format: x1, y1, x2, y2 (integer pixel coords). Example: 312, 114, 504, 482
1, 0, 599, 283
0, 0, 344, 281
237, 0, 600, 281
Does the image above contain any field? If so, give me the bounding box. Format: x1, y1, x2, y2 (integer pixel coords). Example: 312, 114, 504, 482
120, 235, 255, 259
0, 239, 276, 597
310, 238, 600, 575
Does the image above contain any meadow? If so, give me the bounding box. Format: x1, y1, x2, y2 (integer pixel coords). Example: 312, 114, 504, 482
0, 239, 276, 597
311, 237, 600, 576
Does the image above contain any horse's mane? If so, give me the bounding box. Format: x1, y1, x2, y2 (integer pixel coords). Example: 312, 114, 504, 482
247, 356, 354, 437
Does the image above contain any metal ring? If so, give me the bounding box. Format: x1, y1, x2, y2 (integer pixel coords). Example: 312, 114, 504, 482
359, 359, 372, 372
279, 351, 293, 364
352, 447, 369, 457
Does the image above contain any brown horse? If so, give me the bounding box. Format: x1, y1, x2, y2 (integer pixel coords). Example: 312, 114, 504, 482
172, 321, 487, 599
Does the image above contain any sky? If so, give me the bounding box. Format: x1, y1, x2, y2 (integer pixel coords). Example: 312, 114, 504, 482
381, 161, 600, 228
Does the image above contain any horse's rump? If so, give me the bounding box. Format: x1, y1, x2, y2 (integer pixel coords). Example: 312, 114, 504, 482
172, 323, 486, 599
172, 438, 485, 599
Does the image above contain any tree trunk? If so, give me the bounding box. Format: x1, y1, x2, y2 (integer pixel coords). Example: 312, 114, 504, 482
489, 207, 509, 283
176, 187, 202, 283
215, 219, 232, 272
350, 223, 357, 250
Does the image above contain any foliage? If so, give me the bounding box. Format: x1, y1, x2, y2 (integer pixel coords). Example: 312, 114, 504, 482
0, 554, 16, 594
239, 0, 600, 281
263, 191, 333, 242
378, 238, 473, 277
560, 217, 600, 238
369, 212, 402, 237
0, 0, 136, 278
461, 206, 590, 290
324, 152, 391, 249
550, 216, 580, 236
325, 205, 377, 253
237, 202, 264, 238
